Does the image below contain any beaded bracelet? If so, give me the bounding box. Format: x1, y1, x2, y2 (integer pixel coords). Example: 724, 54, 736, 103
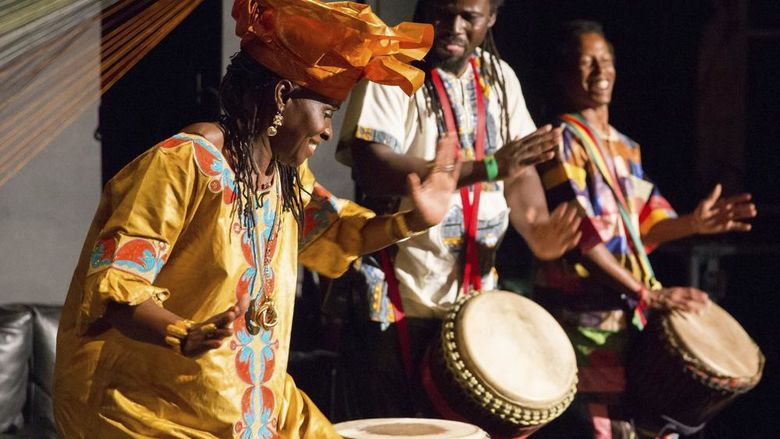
164, 319, 194, 354
386, 212, 425, 242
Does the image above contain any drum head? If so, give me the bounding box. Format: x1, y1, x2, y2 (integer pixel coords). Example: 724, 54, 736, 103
667, 302, 762, 379
334, 418, 488, 438
454, 291, 577, 409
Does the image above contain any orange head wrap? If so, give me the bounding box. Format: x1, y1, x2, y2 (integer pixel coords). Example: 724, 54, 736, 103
232, 0, 433, 101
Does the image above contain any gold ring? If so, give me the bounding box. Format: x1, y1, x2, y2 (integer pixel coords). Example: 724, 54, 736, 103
428, 163, 456, 173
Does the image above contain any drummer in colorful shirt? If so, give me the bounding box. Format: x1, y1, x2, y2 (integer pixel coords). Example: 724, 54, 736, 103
335, 0, 582, 419
533, 20, 757, 438
52, 1, 464, 437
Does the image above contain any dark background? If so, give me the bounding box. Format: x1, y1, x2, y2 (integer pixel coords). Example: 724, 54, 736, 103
99, 0, 222, 182
98, 1, 779, 437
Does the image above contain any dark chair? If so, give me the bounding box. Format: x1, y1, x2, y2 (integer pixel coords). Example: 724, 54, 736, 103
0, 304, 60, 439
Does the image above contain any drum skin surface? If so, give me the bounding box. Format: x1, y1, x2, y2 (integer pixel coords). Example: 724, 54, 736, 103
334, 418, 489, 439
668, 302, 762, 379
456, 291, 577, 408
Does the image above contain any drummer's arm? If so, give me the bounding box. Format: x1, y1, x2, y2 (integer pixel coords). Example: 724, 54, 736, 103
505, 168, 582, 261
643, 185, 756, 246
577, 245, 710, 312
357, 135, 462, 253
300, 138, 460, 275
102, 298, 245, 357
578, 244, 645, 297
352, 126, 562, 197
350, 139, 488, 197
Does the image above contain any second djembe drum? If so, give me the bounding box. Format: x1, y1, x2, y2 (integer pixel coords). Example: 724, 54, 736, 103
627, 302, 764, 435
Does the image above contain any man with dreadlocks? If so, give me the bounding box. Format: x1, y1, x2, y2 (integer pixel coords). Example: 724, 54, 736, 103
53, 1, 460, 437
335, 0, 582, 420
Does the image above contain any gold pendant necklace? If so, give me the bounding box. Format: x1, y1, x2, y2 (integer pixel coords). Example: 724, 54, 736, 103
244, 164, 281, 335
246, 296, 278, 334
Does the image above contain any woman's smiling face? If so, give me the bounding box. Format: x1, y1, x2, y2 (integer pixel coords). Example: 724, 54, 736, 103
269, 87, 340, 166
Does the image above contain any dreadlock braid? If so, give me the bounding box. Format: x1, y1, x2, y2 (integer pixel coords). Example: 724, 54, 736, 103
277, 160, 306, 231
479, 28, 511, 144
218, 51, 307, 233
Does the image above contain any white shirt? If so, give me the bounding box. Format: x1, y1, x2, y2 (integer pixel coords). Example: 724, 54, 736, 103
338, 56, 536, 319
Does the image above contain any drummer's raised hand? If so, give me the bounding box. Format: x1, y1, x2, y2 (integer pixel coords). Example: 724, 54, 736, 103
691, 184, 757, 235
646, 287, 710, 314
404, 133, 462, 230
523, 202, 582, 261
181, 294, 250, 357
494, 124, 562, 180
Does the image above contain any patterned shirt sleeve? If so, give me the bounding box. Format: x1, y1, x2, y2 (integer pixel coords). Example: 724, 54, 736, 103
637, 179, 677, 253
79, 138, 199, 332
617, 133, 678, 253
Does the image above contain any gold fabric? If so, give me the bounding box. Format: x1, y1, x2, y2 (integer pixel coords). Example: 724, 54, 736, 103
54, 132, 373, 438
232, 0, 433, 100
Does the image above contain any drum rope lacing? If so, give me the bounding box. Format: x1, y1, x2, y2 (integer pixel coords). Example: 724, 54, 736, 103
440, 292, 578, 426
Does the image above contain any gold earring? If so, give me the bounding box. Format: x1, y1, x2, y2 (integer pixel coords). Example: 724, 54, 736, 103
266, 110, 284, 137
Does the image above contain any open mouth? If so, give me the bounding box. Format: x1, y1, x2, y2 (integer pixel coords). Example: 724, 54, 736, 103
591, 79, 611, 91
437, 39, 467, 56
444, 43, 465, 55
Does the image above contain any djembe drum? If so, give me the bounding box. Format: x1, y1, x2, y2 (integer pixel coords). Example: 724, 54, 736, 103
334, 418, 489, 438
627, 302, 764, 434
420, 290, 578, 437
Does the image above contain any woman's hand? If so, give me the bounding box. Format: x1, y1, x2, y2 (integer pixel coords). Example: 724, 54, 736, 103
181, 295, 249, 357
524, 202, 582, 261
691, 184, 757, 235
494, 124, 562, 180
644, 286, 710, 314
404, 133, 462, 231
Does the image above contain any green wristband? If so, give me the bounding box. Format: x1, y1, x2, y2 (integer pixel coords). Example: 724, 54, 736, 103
484, 154, 499, 182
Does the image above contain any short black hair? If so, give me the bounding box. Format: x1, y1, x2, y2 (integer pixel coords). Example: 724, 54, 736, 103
555, 20, 613, 73
534, 20, 613, 120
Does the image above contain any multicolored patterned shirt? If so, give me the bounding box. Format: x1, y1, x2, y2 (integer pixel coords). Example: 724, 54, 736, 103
534, 114, 676, 394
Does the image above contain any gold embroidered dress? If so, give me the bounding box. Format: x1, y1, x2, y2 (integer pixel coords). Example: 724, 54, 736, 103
54, 133, 373, 438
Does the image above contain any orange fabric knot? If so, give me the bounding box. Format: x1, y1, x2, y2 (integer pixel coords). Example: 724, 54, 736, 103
232, 0, 433, 101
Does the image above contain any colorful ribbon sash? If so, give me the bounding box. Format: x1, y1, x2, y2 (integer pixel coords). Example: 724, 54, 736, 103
560, 113, 661, 329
